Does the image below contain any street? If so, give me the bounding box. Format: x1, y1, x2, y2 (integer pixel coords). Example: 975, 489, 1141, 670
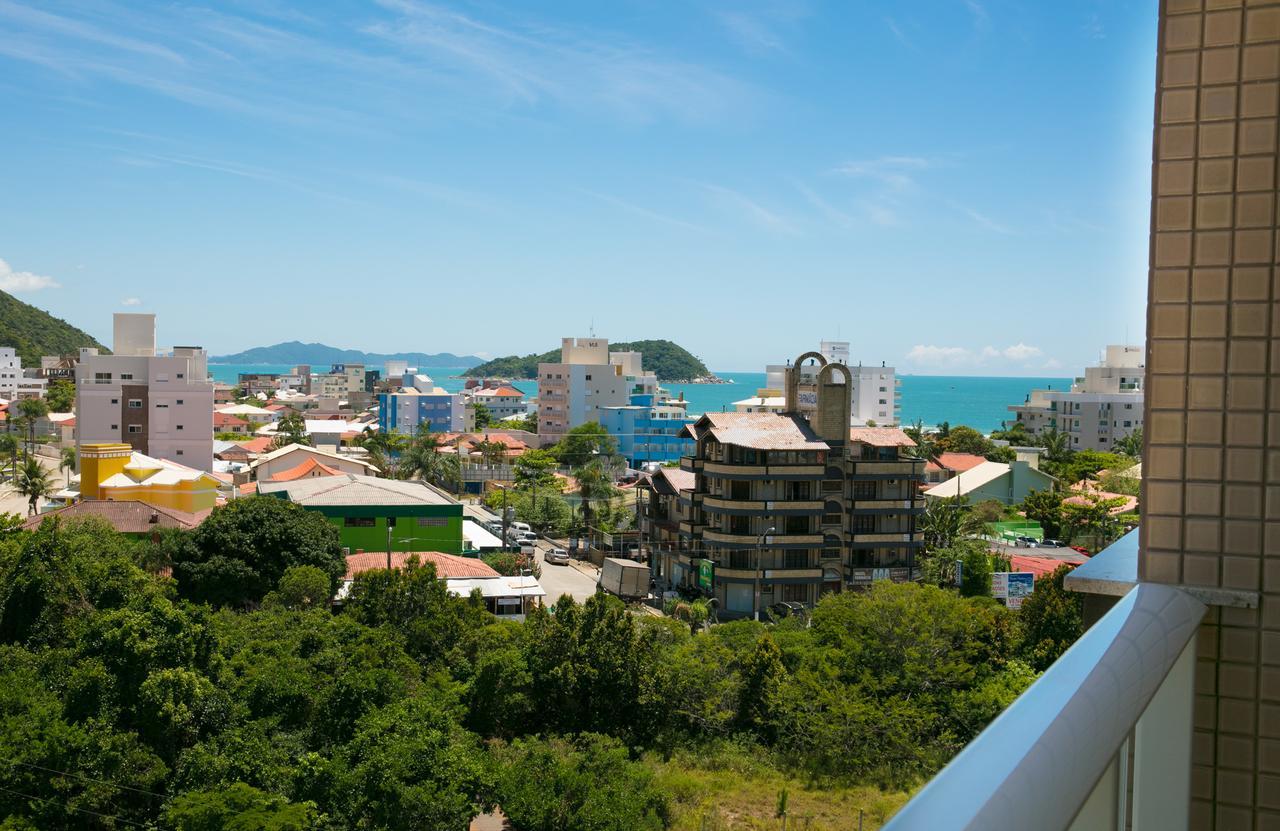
531, 539, 599, 605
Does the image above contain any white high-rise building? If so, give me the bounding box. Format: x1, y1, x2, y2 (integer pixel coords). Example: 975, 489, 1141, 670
76, 313, 215, 470
1007, 345, 1144, 451
743, 341, 900, 426
0, 347, 21, 400
537, 337, 658, 443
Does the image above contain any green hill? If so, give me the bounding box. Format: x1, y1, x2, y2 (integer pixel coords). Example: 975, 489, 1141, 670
0, 290, 107, 365
464, 339, 710, 381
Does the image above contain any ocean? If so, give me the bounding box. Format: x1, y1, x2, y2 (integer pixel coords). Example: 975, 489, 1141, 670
209, 363, 1074, 433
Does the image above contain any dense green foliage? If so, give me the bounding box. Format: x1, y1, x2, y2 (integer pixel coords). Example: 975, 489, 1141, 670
0, 507, 1069, 829
44, 379, 75, 413
463, 339, 710, 381
0, 289, 107, 366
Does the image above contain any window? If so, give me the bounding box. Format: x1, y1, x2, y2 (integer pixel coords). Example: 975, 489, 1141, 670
127, 425, 142, 434
120, 373, 133, 380
784, 515, 810, 534
128, 399, 142, 408
782, 584, 807, 602
851, 515, 876, 534
176, 450, 183, 455
728, 550, 751, 569
176, 425, 183, 431
110, 398, 118, 405
416, 517, 447, 527
585, 374, 592, 381
177, 373, 184, 379
95, 372, 112, 384
110, 424, 118, 430
783, 550, 808, 568
344, 517, 376, 527
176, 399, 183, 405
386, 517, 397, 528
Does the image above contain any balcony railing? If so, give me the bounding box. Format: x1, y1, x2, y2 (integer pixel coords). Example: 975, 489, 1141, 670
884, 533, 1205, 831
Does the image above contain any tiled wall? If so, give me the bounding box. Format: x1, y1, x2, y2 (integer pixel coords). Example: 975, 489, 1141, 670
1145, 1, 1280, 827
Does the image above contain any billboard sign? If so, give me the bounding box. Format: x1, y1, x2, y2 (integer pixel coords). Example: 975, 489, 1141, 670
991, 572, 1035, 607
696, 559, 714, 592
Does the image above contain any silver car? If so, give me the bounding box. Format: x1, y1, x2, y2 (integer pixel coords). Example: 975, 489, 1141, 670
544, 547, 570, 565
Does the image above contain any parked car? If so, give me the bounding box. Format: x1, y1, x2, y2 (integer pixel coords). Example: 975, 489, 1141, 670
768, 601, 807, 620
1070, 545, 1091, 555
515, 531, 538, 545
1041, 538, 1066, 548
545, 547, 570, 565
1015, 535, 1039, 548
510, 521, 532, 535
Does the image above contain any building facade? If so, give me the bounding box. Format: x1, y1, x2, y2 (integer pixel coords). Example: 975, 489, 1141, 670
537, 337, 658, 443
377, 373, 467, 434
0, 348, 21, 400
752, 341, 900, 426
75, 314, 215, 470
1008, 345, 1145, 451
599, 392, 695, 466
644, 352, 924, 619
467, 383, 528, 421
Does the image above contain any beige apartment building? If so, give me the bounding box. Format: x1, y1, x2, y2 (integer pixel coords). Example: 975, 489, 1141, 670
536, 337, 656, 443
76, 313, 214, 470
1008, 344, 1145, 450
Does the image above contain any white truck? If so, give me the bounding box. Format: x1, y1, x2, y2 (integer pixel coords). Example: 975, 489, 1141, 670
598, 557, 649, 600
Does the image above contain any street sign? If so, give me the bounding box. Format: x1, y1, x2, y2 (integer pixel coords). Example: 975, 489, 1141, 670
696, 559, 714, 592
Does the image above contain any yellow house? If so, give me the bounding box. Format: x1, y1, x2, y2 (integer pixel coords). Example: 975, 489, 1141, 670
79, 442, 220, 513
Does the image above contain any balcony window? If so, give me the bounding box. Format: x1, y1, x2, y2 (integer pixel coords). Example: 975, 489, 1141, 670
783, 550, 808, 568
851, 515, 876, 534
784, 516, 810, 534
728, 550, 751, 569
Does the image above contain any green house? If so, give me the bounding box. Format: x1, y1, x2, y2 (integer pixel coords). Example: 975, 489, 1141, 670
259, 474, 463, 555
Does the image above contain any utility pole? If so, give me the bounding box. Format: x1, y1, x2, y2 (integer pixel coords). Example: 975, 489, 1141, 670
755, 526, 775, 621
385, 517, 392, 570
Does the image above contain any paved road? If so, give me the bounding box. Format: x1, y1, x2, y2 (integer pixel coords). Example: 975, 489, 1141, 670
531, 540, 599, 605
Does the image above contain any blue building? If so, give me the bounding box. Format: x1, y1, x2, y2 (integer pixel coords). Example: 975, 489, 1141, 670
378, 374, 467, 435
600, 393, 695, 467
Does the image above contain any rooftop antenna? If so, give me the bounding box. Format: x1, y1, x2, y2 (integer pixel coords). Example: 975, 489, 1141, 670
589, 318, 595, 338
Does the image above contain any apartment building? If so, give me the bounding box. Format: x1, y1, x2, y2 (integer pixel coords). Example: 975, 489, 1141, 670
466, 383, 528, 421
646, 351, 924, 618
1008, 345, 1144, 450
0, 348, 21, 400
739, 340, 901, 426
537, 337, 658, 443
378, 373, 467, 434
75, 313, 214, 470
599, 392, 695, 467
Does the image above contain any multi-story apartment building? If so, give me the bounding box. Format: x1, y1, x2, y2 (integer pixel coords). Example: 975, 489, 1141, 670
599, 392, 695, 467
0, 348, 22, 400
537, 337, 658, 443
378, 373, 467, 434
739, 341, 901, 426
75, 313, 214, 470
466, 383, 528, 421
645, 351, 924, 618
1007, 344, 1144, 450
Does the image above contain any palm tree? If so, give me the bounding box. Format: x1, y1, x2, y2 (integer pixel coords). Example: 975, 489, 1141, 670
16, 398, 49, 455
476, 439, 508, 467
15, 456, 55, 516
575, 459, 615, 534
0, 433, 16, 483
58, 447, 77, 485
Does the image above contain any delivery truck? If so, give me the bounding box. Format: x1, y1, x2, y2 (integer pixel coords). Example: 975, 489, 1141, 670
598, 557, 649, 600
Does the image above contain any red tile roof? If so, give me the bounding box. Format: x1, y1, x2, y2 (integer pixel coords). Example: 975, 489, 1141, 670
21, 500, 210, 533
344, 551, 500, 580
240, 436, 274, 454
1009, 554, 1086, 579
925, 452, 989, 474
239, 482, 259, 496
269, 456, 344, 482
214, 412, 250, 428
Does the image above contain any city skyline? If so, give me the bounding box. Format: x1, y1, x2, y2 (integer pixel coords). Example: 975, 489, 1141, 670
0, 0, 1155, 373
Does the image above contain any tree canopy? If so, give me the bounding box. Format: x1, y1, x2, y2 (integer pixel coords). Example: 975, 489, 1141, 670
463, 340, 709, 381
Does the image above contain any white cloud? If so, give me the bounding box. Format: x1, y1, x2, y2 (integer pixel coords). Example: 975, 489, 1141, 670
908, 342, 1048, 370
964, 207, 1012, 234
121, 297, 142, 306
0, 258, 60, 292
906, 345, 974, 368
833, 156, 931, 190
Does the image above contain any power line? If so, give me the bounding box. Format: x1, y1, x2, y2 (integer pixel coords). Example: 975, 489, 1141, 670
0, 784, 149, 828
4, 760, 167, 800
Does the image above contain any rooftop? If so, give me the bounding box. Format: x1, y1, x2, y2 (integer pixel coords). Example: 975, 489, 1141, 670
682, 411, 829, 451
259, 473, 457, 507
22, 499, 210, 533
344, 550, 497, 580
848, 426, 916, 447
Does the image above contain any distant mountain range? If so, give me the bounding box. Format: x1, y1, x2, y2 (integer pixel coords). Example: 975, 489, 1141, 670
0, 289, 108, 365
211, 341, 485, 368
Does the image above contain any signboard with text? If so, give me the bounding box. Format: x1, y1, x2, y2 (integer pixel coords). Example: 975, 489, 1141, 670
991, 572, 1035, 608
696, 559, 714, 592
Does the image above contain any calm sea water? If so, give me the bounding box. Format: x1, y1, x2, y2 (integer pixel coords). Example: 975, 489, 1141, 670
208, 364, 1073, 433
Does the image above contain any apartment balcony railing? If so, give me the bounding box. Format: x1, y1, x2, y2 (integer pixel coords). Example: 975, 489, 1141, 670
884, 531, 1205, 831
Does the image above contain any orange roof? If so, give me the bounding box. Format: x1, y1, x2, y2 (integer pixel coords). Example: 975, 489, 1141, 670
214, 412, 250, 428
1009, 555, 1085, 579
477, 386, 525, 397
238, 482, 259, 496
926, 452, 988, 474
269, 456, 344, 482
22, 500, 209, 533
344, 551, 500, 581
240, 436, 274, 454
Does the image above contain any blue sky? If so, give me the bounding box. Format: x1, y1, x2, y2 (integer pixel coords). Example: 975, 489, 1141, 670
0, 0, 1155, 374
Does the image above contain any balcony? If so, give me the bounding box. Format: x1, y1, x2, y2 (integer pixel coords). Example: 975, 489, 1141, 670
700, 496, 824, 515
884, 531, 1206, 830
848, 498, 923, 514
702, 461, 826, 480
701, 529, 824, 548
847, 459, 926, 480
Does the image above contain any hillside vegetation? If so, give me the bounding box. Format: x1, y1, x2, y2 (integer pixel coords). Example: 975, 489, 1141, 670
0, 289, 107, 365
464, 339, 710, 381
212, 340, 483, 367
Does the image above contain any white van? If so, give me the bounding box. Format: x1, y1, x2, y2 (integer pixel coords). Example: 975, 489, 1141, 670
510, 522, 532, 535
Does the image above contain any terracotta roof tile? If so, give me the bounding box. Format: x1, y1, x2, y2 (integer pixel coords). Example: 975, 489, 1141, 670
21, 500, 207, 533
269, 456, 345, 482
682, 412, 829, 451
848, 427, 916, 448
